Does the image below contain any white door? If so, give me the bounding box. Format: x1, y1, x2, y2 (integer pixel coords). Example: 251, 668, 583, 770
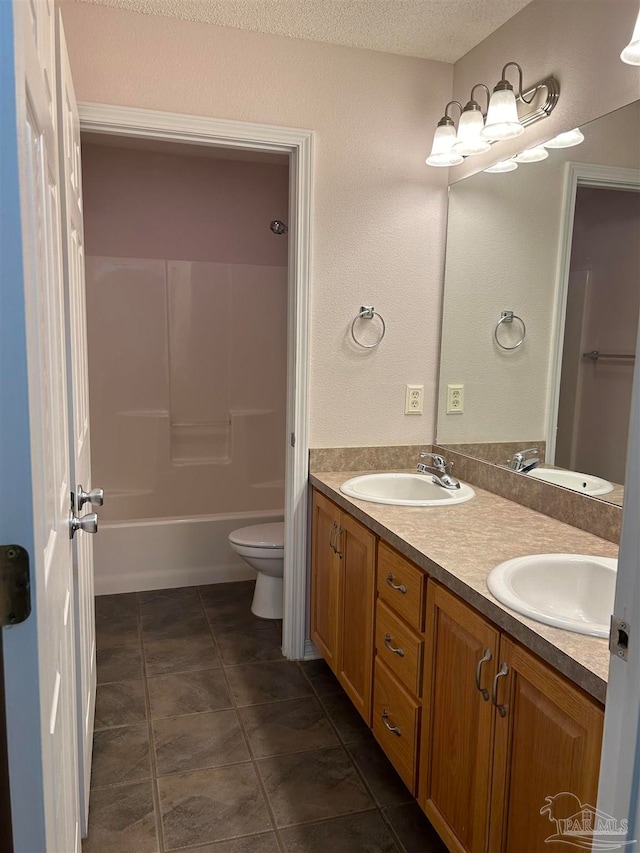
56, 13, 99, 836
0, 1, 80, 850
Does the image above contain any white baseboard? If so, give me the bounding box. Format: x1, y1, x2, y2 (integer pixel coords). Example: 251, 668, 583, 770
303, 638, 321, 660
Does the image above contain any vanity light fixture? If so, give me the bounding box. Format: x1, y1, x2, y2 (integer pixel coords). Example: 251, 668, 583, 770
426, 101, 464, 167
544, 128, 585, 148
425, 62, 559, 167
621, 7, 640, 64
452, 85, 492, 156
484, 158, 518, 173
514, 146, 549, 163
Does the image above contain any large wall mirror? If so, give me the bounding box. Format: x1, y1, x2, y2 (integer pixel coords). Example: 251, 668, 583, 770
437, 99, 640, 507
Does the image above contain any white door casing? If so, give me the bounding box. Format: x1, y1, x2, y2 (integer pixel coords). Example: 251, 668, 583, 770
56, 13, 97, 836
1, 1, 80, 851
77, 102, 314, 660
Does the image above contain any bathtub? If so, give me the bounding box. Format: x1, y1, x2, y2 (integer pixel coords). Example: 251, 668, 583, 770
93, 510, 284, 595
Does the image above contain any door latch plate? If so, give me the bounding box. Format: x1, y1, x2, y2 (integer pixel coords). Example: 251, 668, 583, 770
0, 545, 31, 627
609, 614, 630, 662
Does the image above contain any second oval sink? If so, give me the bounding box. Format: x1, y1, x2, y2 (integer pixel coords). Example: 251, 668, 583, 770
487, 553, 617, 637
340, 473, 475, 506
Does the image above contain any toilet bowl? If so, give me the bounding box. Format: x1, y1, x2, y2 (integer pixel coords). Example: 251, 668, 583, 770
228, 522, 284, 619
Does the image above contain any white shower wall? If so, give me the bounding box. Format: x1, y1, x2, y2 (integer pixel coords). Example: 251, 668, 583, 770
87, 254, 287, 520
86, 256, 287, 592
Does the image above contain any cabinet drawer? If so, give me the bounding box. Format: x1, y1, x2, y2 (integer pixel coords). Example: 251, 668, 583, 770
372, 657, 421, 794
377, 542, 426, 632
375, 599, 424, 697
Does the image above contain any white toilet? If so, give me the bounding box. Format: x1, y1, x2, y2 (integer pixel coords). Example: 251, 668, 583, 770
228, 522, 284, 619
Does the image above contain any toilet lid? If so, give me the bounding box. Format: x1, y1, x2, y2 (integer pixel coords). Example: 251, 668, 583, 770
229, 522, 284, 549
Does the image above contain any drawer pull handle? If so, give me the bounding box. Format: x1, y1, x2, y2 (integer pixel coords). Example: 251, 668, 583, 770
335, 527, 343, 559
475, 648, 493, 701
384, 633, 405, 657
492, 662, 509, 717
382, 709, 401, 736
329, 522, 338, 553
386, 573, 407, 594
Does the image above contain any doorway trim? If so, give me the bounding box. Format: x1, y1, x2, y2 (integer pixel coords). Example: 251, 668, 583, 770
545, 162, 640, 464
78, 102, 313, 659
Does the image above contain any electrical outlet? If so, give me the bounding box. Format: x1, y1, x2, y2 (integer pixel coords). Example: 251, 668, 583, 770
447, 384, 464, 414
405, 384, 423, 415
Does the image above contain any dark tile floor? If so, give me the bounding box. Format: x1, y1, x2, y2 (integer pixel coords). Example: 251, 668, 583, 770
85, 580, 446, 853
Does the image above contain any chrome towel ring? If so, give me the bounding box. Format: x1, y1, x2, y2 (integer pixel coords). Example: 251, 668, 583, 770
351, 305, 386, 349
494, 311, 526, 351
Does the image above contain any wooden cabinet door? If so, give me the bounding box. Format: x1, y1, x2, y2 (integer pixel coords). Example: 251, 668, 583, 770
421, 583, 500, 853
489, 637, 604, 853
336, 512, 377, 723
310, 490, 341, 672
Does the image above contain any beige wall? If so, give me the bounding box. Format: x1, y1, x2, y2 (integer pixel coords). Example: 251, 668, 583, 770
61, 1, 453, 448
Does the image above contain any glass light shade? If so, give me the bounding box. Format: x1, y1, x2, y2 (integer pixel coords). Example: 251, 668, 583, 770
426, 123, 464, 167
452, 109, 491, 156
514, 146, 549, 163
481, 88, 524, 141
544, 128, 585, 148
484, 159, 518, 174
621, 9, 640, 64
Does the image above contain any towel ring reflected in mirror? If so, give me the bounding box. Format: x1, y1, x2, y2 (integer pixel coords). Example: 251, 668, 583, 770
494, 311, 526, 351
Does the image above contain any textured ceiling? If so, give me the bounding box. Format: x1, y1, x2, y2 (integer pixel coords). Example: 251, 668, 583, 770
75, 0, 535, 63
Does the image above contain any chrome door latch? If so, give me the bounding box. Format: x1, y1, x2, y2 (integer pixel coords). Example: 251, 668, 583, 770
0, 545, 31, 626
610, 615, 630, 662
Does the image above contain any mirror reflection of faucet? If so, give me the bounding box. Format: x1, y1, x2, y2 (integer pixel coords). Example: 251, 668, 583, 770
507, 448, 541, 473
417, 451, 461, 490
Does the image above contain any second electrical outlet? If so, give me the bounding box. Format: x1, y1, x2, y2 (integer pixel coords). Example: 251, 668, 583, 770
447, 384, 464, 414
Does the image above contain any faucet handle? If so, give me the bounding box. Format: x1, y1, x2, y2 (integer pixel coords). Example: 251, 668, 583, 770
419, 451, 448, 470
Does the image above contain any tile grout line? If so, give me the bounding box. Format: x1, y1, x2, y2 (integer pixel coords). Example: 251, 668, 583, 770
137, 593, 168, 853
295, 662, 408, 853
198, 585, 287, 853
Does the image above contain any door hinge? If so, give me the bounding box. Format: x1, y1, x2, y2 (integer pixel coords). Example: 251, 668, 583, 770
0, 545, 31, 627
609, 614, 630, 661
290, 432, 296, 447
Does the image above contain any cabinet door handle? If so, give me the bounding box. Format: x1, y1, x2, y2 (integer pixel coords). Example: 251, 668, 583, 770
386, 573, 407, 594
384, 633, 405, 657
335, 527, 343, 559
492, 662, 509, 717
475, 648, 493, 701
329, 521, 338, 552
382, 710, 401, 736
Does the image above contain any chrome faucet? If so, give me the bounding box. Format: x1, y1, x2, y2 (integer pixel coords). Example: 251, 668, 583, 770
417, 451, 461, 490
507, 447, 541, 473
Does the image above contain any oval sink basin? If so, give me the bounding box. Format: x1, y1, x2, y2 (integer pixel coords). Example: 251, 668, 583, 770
527, 467, 613, 496
340, 473, 475, 506
487, 553, 617, 637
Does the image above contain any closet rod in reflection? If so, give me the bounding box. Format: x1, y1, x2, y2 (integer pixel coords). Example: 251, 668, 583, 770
583, 350, 636, 362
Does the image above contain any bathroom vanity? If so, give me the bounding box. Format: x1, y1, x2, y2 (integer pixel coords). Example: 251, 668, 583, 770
309, 473, 613, 853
